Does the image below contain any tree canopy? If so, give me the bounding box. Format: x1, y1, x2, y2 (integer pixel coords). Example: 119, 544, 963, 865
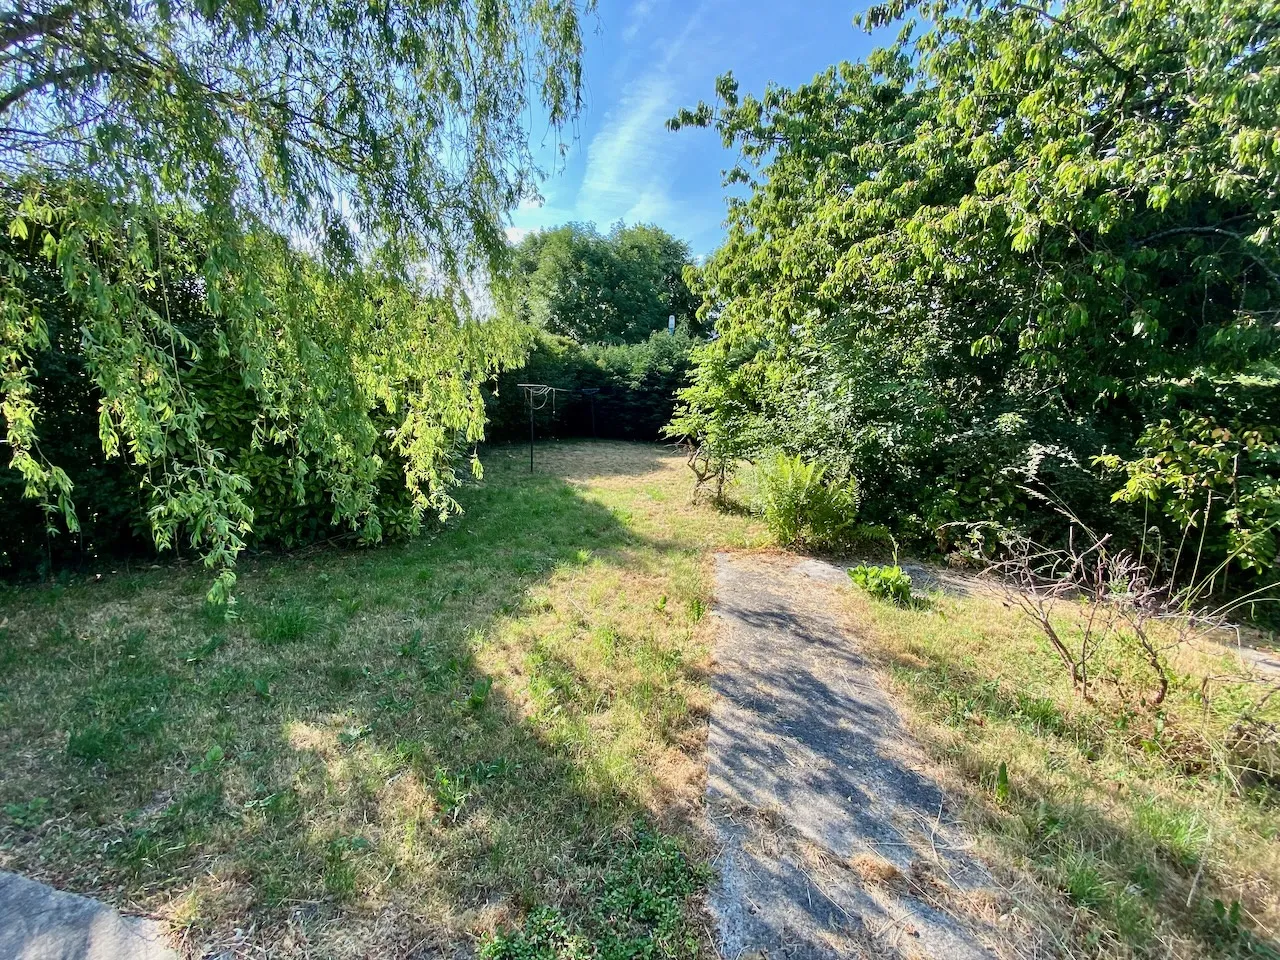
668, 0, 1280, 592
0, 0, 592, 597
504, 221, 698, 344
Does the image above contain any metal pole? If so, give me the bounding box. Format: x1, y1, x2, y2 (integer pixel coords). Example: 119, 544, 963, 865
528, 392, 535, 473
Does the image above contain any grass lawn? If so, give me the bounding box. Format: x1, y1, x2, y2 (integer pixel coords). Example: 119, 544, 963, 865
0, 441, 765, 958
837, 579, 1280, 959
3, 437, 1278, 960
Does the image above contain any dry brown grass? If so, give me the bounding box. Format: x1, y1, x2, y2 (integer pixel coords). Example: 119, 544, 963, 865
836, 576, 1280, 959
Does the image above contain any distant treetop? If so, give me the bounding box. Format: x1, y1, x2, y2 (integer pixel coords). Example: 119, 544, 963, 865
503, 221, 699, 345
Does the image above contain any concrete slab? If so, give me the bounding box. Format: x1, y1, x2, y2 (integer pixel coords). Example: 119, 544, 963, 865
706, 553, 1006, 959
0, 871, 176, 960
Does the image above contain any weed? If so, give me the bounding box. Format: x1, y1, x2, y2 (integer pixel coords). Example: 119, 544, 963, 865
466, 676, 494, 711
323, 836, 369, 901
431, 766, 472, 823
848, 564, 916, 607
337, 724, 373, 747
2, 797, 49, 827
994, 760, 1010, 804
191, 745, 225, 773
481, 824, 707, 960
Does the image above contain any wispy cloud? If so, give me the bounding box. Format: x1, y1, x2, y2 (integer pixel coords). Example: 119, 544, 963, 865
622, 0, 656, 42
574, 1, 711, 233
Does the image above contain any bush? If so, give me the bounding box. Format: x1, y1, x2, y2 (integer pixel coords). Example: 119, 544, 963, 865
748, 452, 860, 548
848, 564, 916, 607
667, 0, 1280, 604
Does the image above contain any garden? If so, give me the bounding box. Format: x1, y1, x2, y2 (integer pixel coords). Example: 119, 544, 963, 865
2, 0, 1279, 956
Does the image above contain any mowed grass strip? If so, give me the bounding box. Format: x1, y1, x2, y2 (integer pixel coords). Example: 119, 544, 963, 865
837, 582, 1280, 960
0, 441, 765, 957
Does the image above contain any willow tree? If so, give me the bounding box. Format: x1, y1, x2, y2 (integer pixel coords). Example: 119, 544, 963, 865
0, 0, 591, 596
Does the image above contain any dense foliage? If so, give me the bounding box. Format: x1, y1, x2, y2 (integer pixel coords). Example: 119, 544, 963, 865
668, 0, 1280, 594
0, 0, 590, 595
0, 212, 459, 575
504, 222, 698, 344
486, 328, 696, 443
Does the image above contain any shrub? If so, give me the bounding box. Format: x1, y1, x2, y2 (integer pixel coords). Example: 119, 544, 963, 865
484, 329, 697, 444
848, 564, 916, 607
749, 452, 859, 548
667, 0, 1280, 604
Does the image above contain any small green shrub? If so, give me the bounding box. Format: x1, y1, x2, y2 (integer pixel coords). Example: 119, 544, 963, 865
750, 452, 859, 548
848, 563, 916, 607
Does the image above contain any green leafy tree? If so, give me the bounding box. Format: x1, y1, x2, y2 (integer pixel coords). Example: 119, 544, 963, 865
505, 221, 696, 344
0, 0, 592, 597
669, 0, 1280, 589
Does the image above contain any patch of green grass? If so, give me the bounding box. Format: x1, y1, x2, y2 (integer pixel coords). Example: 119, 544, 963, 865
253, 601, 320, 645
0, 442, 764, 956
1059, 850, 1113, 909
63, 629, 173, 767
1132, 797, 1208, 868
480, 823, 708, 960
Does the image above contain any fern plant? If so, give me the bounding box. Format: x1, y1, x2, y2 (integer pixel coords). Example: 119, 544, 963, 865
751, 452, 859, 547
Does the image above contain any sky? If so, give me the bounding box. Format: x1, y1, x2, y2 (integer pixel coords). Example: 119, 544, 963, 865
507, 1, 891, 257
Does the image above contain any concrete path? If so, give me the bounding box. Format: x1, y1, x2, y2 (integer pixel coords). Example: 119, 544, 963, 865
706, 553, 1006, 960
0, 871, 176, 960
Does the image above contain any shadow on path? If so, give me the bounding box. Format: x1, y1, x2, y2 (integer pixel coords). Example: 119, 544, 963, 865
706, 553, 1010, 959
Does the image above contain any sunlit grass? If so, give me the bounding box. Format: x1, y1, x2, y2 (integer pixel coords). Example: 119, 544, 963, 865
0, 440, 765, 957
838, 582, 1280, 959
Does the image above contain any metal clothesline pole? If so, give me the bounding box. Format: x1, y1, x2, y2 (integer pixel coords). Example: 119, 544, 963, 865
518, 383, 572, 474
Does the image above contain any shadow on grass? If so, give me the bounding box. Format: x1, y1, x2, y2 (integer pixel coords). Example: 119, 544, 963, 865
881, 644, 1280, 959
0, 450, 710, 956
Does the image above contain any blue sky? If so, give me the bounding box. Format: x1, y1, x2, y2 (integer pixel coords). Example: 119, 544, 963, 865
508, 1, 889, 257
